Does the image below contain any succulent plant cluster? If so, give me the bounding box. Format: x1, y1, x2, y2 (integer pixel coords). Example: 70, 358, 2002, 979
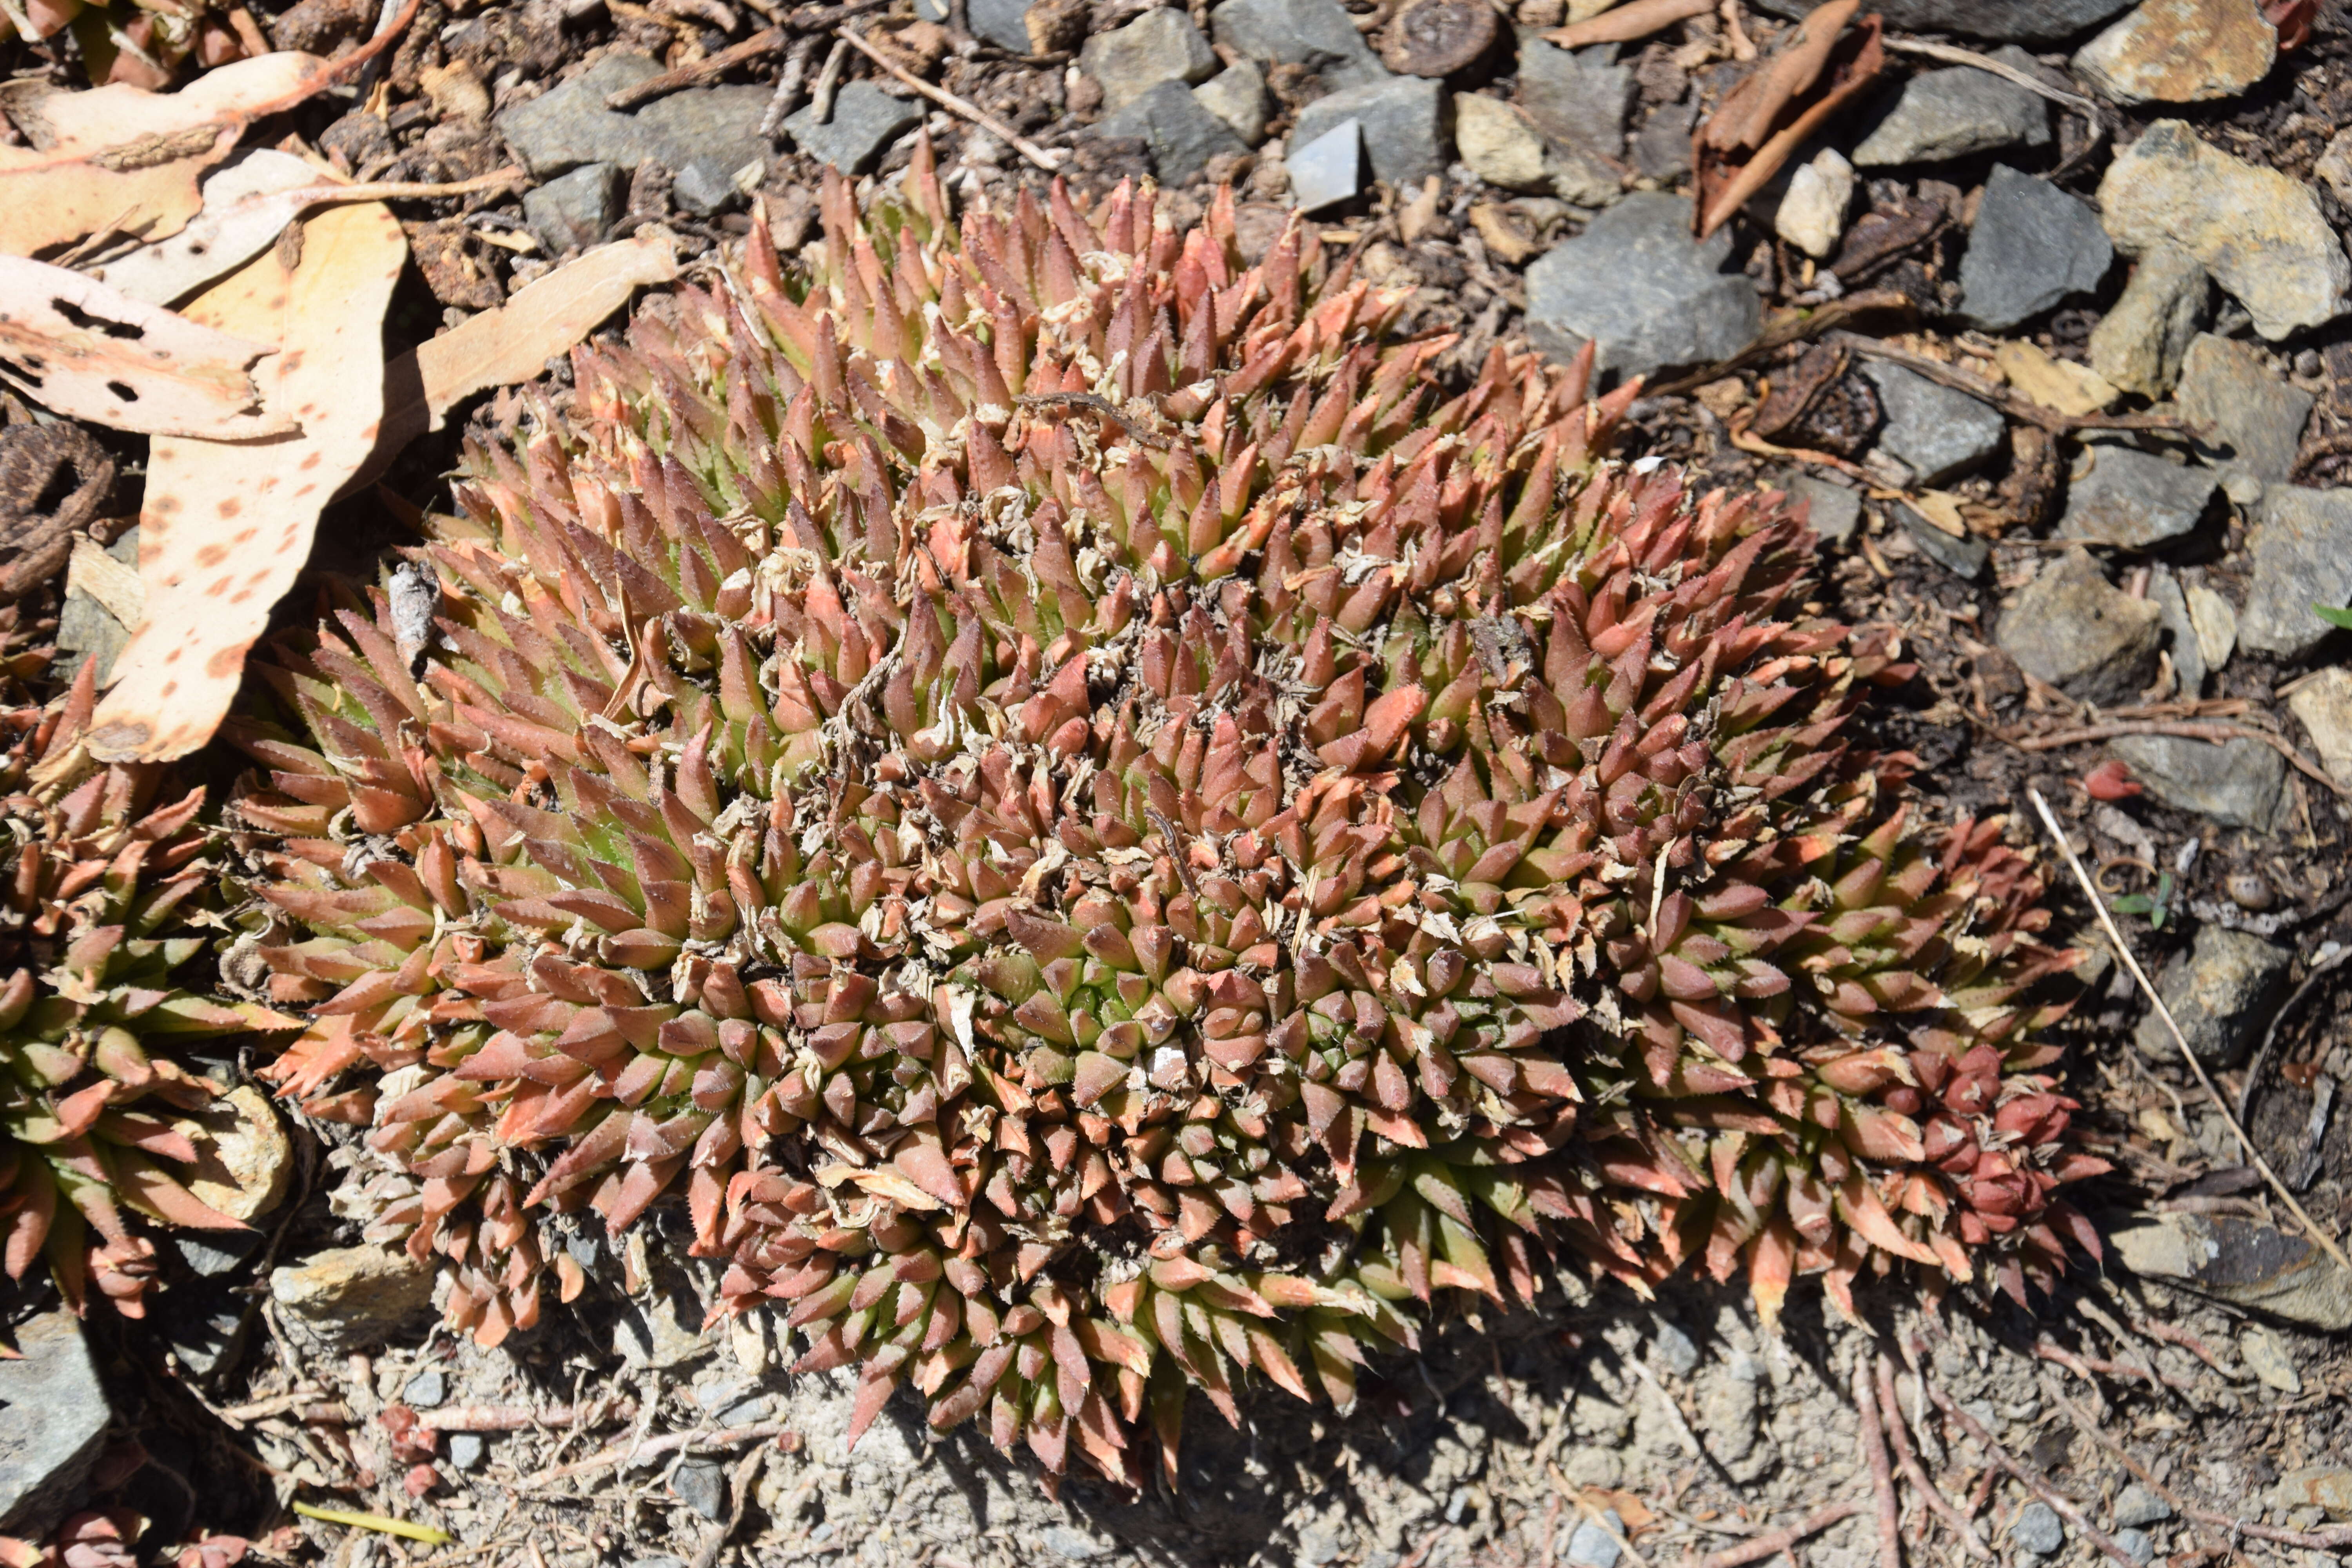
0, 631, 293, 1319
234, 144, 2102, 1484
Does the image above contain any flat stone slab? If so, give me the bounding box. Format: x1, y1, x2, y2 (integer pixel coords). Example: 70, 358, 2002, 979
1997, 547, 2159, 702
1860, 359, 2005, 485
1851, 53, 2049, 166
1958, 164, 2112, 331
2238, 485, 2352, 659
2111, 730, 2286, 831
2056, 443, 2218, 548
498, 54, 769, 189
1289, 75, 1445, 189
2132, 923, 2290, 1063
1516, 33, 1634, 160
783, 80, 921, 176
1082, 8, 1219, 113
1524, 192, 1759, 381
1209, 0, 1387, 88
1094, 78, 1249, 184
0, 1312, 109, 1533
2174, 332, 2314, 485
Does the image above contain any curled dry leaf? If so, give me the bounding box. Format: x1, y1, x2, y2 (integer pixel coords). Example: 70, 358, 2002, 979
93, 152, 526, 307
0, 0, 419, 260
0, 256, 287, 437
373, 229, 681, 457
88, 201, 406, 763
0, 422, 115, 599
1695, 8, 1883, 238
1702, 0, 1858, 154
0, 52, 319, 260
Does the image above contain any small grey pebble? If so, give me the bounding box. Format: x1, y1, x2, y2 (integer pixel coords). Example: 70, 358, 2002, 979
2114, 1528, 2156, 1564
1567, 1512, 1625, 1568
402, 1368, 446, 1408
2013, 1501, 2066, 1557
446, 1433, 486, 1471
2114, 1483, 2175, 1529
672, 1459, 728, 1522
2294, 348, 2323, 378
628, 1559, 689, 1568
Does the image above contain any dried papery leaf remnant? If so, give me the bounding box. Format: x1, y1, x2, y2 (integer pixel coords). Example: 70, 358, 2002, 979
239, 145, 2101, 1487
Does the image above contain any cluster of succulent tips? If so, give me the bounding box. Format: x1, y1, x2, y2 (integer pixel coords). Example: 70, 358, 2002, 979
0, 609, 296, 1325
0, 139, 2105, 1486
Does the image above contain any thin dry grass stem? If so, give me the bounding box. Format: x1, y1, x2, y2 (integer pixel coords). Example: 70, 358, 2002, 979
1873, 1351, 1989, 1560
1852, 1359, 1902, 1568
517, 1421, 790, 1490
2027, 789, 2352, 1274
835, 27, 1064, 170
1879, 38, 2098, 114
1911, 1346, 2145, 1568
1697, 1501, 1864, 1568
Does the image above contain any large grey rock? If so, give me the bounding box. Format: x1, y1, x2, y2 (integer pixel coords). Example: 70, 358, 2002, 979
1290, 75, 1445, 188
1997, 548, 2160, 703
2056, 444, 2217, 548
2098, 120, 2348, 341
2112, 731, 2285, 832
0, 1312, 109, 1533
2133, 926, 2290, 1065
271, 1244, 437, 1353
2238, 486, 2352, 659
1749, 0, 2131, 43
2073, 0, 2278, 105
1850, 53, 2049, 166
498, 54, 768, 193
523, 162, 622, 255
1958, 165, 2112, 331
1095, 79, 1250, 183
1287, 117, 1364, 212
2174, 334, 2313, 486
1193, 62, 1271, 145
1524, 193, 1759, 380
2112, 1212, 2352, 1330
1516, 34, 1634, 160
1209, 0, 1386, 88
2088, 243, 2209, 397
1860, 361, 2005, 485
1082, 8, 1219, 114
783, 81, 920, 176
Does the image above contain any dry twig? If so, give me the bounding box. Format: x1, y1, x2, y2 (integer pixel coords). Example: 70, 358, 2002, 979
2028, 788, 2352, 1274
607, 27, 785, 108
1852, 1359, 1902, 1568
760, 34, 824, 137
419, 1398, 635, 1432
835, 27, 1065, 171
1698, 1501, 1863, 1568
2010, 719, 2347, 801
1873, 1352, 1990, 1560
1546, 0, 1714, 47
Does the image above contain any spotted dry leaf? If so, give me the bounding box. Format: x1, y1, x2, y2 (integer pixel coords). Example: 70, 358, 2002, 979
0, 52, 323, 260
88, 201, 407, 763
0, 256, 286, 437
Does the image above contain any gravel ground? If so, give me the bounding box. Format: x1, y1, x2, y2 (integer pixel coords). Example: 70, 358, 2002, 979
7, 0, 2352, 1563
